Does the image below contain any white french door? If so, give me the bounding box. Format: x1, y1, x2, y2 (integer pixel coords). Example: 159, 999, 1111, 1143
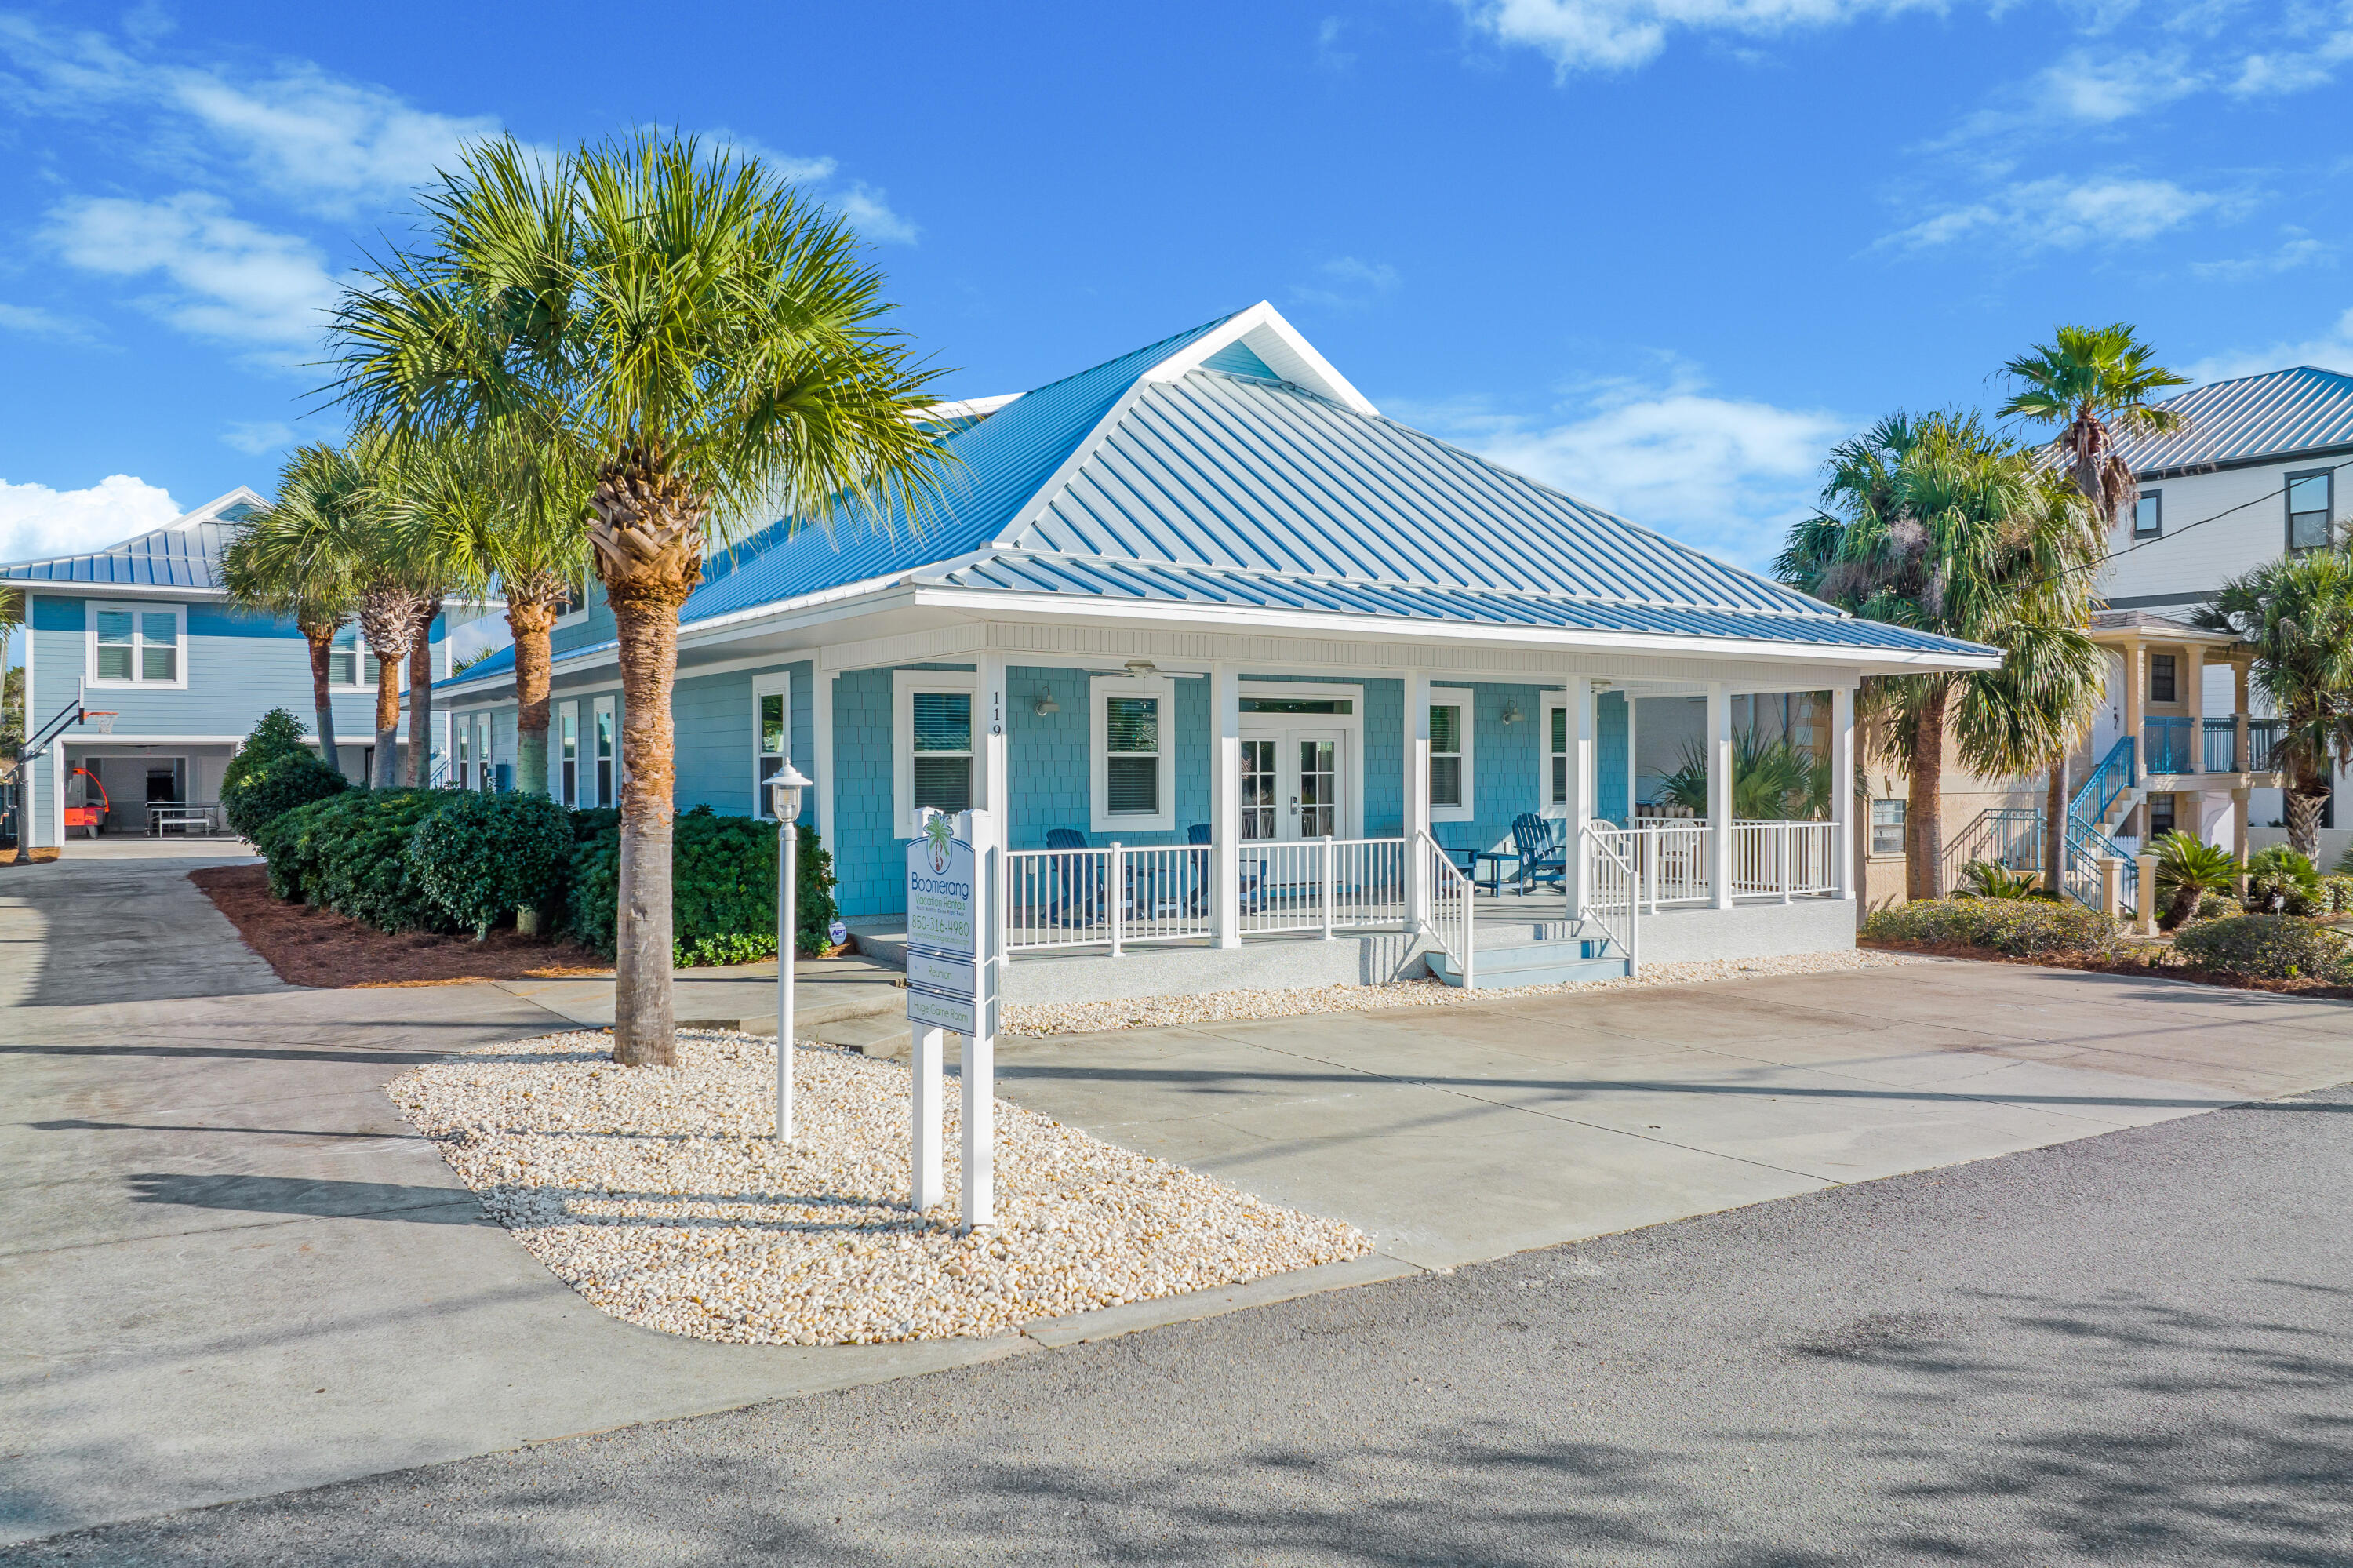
1238, 726, 1350, 842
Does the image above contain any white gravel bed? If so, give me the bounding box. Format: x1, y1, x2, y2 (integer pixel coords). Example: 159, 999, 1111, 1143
999, 948, 1935, 1037
387, 1030, 1369, 1347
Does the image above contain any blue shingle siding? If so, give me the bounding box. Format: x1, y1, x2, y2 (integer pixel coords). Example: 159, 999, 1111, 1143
551, 581, 617, 657
671, 670, 751, 813
831, 666, 899, 919
1007, 663, 1091, 850
1362, 678, 1403, 839
1597, 691, 1630, 824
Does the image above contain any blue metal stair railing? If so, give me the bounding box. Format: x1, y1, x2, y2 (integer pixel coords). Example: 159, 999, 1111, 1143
2144, 718, 2195, 773
2069, 737, 2138, 827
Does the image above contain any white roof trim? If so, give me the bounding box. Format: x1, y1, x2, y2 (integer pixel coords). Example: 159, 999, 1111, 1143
1139, 301, 1378, 417
169, 486, 271, 530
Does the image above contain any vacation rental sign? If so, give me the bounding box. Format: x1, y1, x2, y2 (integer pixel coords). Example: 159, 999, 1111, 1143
907, 809, 982, 1035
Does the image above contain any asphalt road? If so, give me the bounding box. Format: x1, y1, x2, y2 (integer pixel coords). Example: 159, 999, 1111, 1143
13, 1081, 2351, 1567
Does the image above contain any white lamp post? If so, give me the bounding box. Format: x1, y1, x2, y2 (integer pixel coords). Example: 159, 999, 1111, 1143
767, 762, 813, 1141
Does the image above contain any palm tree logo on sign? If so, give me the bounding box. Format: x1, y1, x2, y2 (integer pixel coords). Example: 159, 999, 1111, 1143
925, 810, 955, 875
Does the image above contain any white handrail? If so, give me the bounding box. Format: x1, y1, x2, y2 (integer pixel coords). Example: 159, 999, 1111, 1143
1580, 823, 1641, 974
1418, 831, 1474, 988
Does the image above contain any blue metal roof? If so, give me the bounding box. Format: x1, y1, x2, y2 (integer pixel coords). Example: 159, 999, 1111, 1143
930, 552, 1992, 656
680, 311, 1242, 622
1, 519, 231, 588
2115, 365, 2353, 473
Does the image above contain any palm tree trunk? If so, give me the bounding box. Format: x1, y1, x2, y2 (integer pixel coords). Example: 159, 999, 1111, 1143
359, 584, 428, 790
1907, 684, 1951, 901
305, 628, 341, 775
2044, 759, 2067, 899
373, 671, 402, 789
609, 586, 687, 1066
2286, 780, 2326, 859
406, 599, 439, 787
508, 598, 559, 797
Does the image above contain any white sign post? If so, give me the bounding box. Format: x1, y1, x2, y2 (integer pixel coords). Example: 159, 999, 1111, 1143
905, 806, 1000, 1226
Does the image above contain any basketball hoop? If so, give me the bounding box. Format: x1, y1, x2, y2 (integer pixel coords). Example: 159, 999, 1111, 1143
82, 711, 118, 734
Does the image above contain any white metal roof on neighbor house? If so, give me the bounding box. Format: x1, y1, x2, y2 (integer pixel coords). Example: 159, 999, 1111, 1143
0, 487, 268, 591
2113, 366, 2353, 475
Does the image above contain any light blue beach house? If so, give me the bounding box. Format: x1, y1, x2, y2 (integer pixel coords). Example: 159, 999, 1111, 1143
439, 304, 1998, 997
5, 487, 484, 839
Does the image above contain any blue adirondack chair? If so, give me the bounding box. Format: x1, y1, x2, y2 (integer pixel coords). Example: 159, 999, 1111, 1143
1509, 813, 1567, 893
1042, 828, 1097, 924
1184, 822, 1266, 914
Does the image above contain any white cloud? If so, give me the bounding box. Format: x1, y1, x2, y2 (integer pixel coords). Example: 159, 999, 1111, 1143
1402, 366, 1846, 569
222, 420, 296, 455
835, 184, 919, 245
0, 475, 181, 565
2188, 307, 2353, 383
1457, 0, 1930, 74
43, 192, 340, 355
1317, 15, 1360, 71
1290, 256, 1402, 311
1884, 173, 2231, 251
2191, 232, 2333, 281
0, 303, 95, 343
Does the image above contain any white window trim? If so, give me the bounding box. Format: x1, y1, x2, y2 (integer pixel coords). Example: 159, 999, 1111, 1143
1428, 688, 1473, 824
753, 670, 792, 817
325, 624, 380, 691
1539, 689, 1569, 820
894, 669, 978, 836
555, 699, 580, 808
1090, 674, 1177, 835
591, 694, 616, 809
85, 601, 188, 690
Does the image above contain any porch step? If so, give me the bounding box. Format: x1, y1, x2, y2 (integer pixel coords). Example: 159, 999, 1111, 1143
1428, 940, 1630, 989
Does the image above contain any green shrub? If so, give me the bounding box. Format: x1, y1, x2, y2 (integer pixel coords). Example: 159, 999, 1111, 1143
409, 791, 575, 938
1862, 897, 2119, 958
2173, 914, 2353, 981
1956, 860, 2043, 899
256, 789, 454, 933
2245, 846, 2323, 916
221, 709, 347, 842
2322, 875, 2353, 915
564, 806, 838, 963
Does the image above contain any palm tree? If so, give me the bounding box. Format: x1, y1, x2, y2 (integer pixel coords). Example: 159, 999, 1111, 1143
332, 133, 951, 1066
2150, 830, 2240, 929
2002, 323, 2188, 886
1998, 323, 2188, 530
223, 446, 374, 775
2198, 550, 2353, 856
392, 424, 590, 797
1777, 413, 2105, 901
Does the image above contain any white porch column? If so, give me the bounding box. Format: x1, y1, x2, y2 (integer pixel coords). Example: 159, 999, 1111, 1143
1832, 685, 1857, 900
1405, 671, 1431, 930
1624, 694, 1638, 824
977, 654, 1009, 818
814, 668, 836, 852
1569, 676, 1595, 916
2185, 642, 2206, 778
1708, 682, 1734, 909
1211, 662, 1242, 948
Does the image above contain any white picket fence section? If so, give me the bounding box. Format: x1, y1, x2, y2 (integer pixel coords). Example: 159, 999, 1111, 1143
1730, 820, 1838, 900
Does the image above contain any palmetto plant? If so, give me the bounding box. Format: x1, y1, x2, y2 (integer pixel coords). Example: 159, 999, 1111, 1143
333, 133, 953, 1066
1776, 413, 2105, 901
1957, 860, 2042, 900
2149, 831, 2240, 930
1653, 730, 1830, 820
2245, 843, 2325, 915
2198, 550, 2353, 857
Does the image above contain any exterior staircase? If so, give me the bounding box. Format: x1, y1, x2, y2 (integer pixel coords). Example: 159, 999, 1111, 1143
1939, 737, 2142, 909
1427, 916, 1631, 988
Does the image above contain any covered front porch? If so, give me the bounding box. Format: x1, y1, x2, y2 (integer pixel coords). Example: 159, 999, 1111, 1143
818, 625, 1860, 1002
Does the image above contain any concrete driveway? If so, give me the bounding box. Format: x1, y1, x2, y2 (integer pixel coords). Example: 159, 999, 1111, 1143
9, 849, 2353, 1544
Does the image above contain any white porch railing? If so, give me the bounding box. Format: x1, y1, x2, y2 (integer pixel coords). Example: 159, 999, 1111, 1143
1731, 820, 1839, 900
1418, 831, 1474, 988
1627, 820, 1714, 909
1003, 836, 1409, 955
1580, 823, 1641, 974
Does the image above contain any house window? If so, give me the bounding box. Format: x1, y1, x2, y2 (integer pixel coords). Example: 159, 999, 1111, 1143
1090, 675, 1176, 833
1871, 799, 1905, 857
454, 718, 471, 789
328, 624, 380, 687
593, 697, 615, 807
475, 715, 495, 791
1550, 701, 1570, 811
89, 603, 184, 686
558, 702, 579, 806
2288, 469, 2334, 552
755, 673, 790, 818
911, 691, 973, 815
1427, 697, 1472, 821
2133, 491, 2162, 537
2148, 794, 2177, 838
2151, 653, 2177, 704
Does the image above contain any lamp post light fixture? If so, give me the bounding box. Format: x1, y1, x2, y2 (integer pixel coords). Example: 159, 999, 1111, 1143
767, 762, 813, 1141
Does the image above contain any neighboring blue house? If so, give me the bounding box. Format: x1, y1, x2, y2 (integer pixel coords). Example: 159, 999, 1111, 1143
5, 487, 480, 842
442, 303, 1997, 996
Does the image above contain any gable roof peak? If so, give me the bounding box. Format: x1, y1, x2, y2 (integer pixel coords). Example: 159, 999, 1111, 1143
1137, 301, 1378, 417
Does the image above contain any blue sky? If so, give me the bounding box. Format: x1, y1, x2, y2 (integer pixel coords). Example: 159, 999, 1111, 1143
2, 0, 2348, 577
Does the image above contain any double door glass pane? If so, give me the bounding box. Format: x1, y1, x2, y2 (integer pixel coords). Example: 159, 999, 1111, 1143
1241, 740, 1278, 840
1298, 740, 1337, 837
